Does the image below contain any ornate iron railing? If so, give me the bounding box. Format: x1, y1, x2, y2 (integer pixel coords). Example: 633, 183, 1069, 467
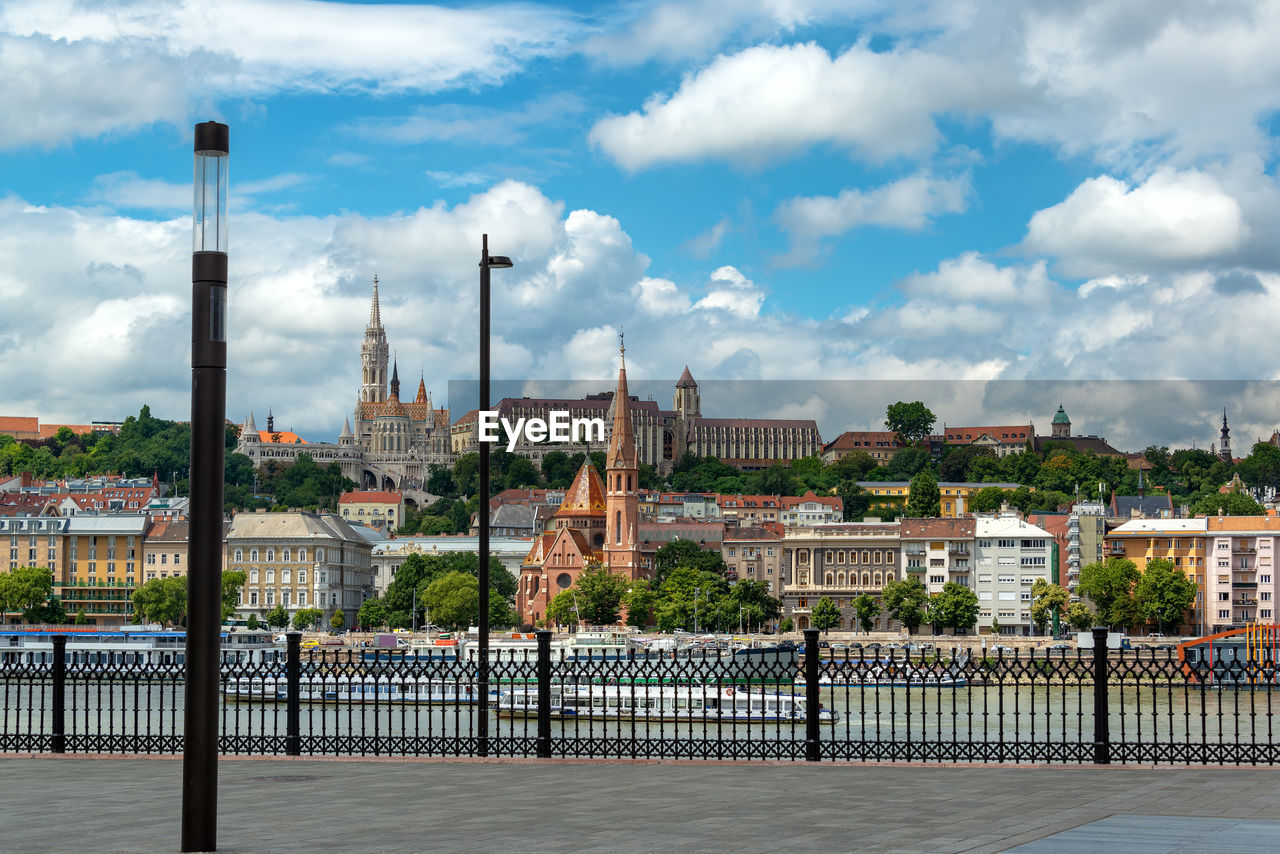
2, 629, 1277, 763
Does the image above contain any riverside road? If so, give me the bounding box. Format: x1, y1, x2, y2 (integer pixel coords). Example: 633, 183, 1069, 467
2, 756, 1279, 853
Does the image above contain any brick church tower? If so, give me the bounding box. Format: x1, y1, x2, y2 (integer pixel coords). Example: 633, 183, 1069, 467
605, 338, 642, 579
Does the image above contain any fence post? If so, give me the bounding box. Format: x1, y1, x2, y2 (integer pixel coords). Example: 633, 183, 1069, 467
285, 632, 301, 757
535, 630, 552, 759
51, 635, 67, 754
1091, 626, 1110, 764
803, 629, 821, 762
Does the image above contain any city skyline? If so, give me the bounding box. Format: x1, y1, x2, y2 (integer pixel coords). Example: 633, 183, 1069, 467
4, 2, 1280, 449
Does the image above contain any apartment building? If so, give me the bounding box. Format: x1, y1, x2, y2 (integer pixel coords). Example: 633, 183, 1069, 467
779, 492, 843, 526
1204, 516, 1280, 634
899, 517, 975, 595
722, 525, 783, 592
973, 514, 1054, 635
1105, 518, 1209, 633
228, 511, 374, 630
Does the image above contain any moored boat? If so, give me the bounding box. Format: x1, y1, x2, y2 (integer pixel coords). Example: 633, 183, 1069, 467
494, 683, 838, 724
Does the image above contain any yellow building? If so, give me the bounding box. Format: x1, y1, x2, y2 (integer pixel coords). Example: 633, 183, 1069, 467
1103, 518, 1209, 633
856, 481, 1021, 518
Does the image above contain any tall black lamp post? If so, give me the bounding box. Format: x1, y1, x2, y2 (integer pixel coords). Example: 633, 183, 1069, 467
478, 234, 511, 757
184, 120, 228, 852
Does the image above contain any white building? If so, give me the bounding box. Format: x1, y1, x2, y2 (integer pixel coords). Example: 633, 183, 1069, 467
370, 535, 533, 596
974, 514, 1054, 635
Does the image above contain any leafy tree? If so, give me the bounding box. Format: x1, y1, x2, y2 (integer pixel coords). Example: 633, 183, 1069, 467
623, 579, 656, 629
779, 617, 793, 633
24, 595, 67, 625
830, 450, 878, 481
505, 456, 542, 489
1192, 487, 1265, 517
652, 539, 730, 587
1077, 557, 1141, 628
330, 609, 346, 632
423, 572, 479, 630
357, 598, 388, 630
573, 564, 630, 625
1066, 602, 1095, 631
882, 576, 929, 635
885, 446, 930, 480
906, 469, 942, 517
725, 579, 782, 631
1134, 558, 1197, 634
1236, 443, 1280, 493
886, 401, 936, 446
1030, 580, 1069, 634
968, 486, 1007, 512
852, 594, 880, 633
221, 570, 246, 622
293, 607, 323, 631
939, 445, 995, 483
810, 597, 842, 634
384, 551, 516, 631
0, 566, 54, 620
928, 582, 979, 633
74, 609, 88, 625
545, 590, 579, 628
426, 464, 457, 498
246, 613, 261, 630
838, 481, 871, 521
264, 604, 289, 629
453, 452, 480, 497
989, 615, 1001, 636
131, 576, 187, 627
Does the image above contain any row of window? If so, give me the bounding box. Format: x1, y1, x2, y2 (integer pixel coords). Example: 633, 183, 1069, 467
234, 547, 321, 563
248, 568, 307, 584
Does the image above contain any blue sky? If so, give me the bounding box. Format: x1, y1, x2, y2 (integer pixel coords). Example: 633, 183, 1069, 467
4, 0, 1280, 450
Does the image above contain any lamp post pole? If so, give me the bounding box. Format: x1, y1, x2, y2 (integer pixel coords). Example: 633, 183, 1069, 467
183, 120, 228, 853
694, 587, 701, 634
477, 234, 512, 758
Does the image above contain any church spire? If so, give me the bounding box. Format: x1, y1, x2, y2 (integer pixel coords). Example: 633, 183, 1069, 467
1219, 407, 1232, 462
607, 333, 635, 470
390, 356, 400, 400
368, 274, 383, 330
415, 373, 429, 404
605, 331, 641, 581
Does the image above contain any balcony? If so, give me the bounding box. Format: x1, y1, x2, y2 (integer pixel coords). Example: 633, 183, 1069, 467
947, 545, 970, 556
905, 565, 926, 573
1105, 543, 1126, 556
1235, 598, 1259, 606
1233, 581, 1258, 588
903, 546, 926, 556
1233, 544, 1256, 554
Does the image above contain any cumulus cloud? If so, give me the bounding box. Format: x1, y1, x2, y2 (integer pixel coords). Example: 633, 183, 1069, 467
1024, 169, 1248, 277
774, 173, 970, 266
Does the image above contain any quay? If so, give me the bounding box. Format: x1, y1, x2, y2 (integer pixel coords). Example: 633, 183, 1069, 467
3, 756, 1279, 853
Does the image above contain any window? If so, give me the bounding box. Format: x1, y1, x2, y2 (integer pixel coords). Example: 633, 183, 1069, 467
266, 589, 274, 605
160, 554, 167, 565
266, 548, 275, 562
316, 549, 324, 562
146, 554, 156, 565
998, 539, 1015, 549
1263, 610, 1272, 619
266, 570, 275, 583
978, 591, 992, 600
234, 549, 243, 562
1218, 592, 1229, 601
250, 549, 258, 561
250, 591, 259, 605
998, 591, 1016, 600
298, 590, 307, 606
282, 569, 291, 583
1262, 592, 1271, 601
250, 569, 259, 583
930, 575, 945, 585
282, 548, 290, 562
978, 574, 992, 583
728, 548, 736, 557
282, 590, 290, 606
1218, 610, 1230, 619
298, 548, 306, 562
997, 574, 1015, 584
1261, 575, 1271, 584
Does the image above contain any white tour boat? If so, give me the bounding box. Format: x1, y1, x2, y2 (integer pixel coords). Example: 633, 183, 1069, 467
494, 683, 839, 724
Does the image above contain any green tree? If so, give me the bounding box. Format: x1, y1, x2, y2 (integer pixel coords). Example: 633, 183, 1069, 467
881, 576, 929, 635
830, 450, 877, 481
293, 607, 323, 631
423, 572, 480, 630
906, 469, 942, 517
989, 615, 1001, 636
131, 576, 187, 627
1191, 487, 1265, 517
265, 604, 290, 630
968, 486, 1008, 512
810, 597, 841, 634
928, 582, 979, 633
1077, 557, 1141, 629
852, 594, 880, 633
330, 609, 346, 632
652, 539, 730, 587
0, 566, 54, 620
221, 570, 246, 622
885, 446, 931, 480
779, 616, 793, 633
24, 595, 67, 625
246, 613, 261, 630
1066, 602, 1095, 631
1030, 579, 1069, 634
574, 564, 630, 625
426, 464, 457, 498
74, 609, 88, 625
505, 456, 542, 489
838, 481, 871, 521
357, 598, 388, 630
623, 579, 656, 629
545, 590, 579, 628
725, 579, 782, 632
885, 401, 936, 446
1134, 558, 1197, 634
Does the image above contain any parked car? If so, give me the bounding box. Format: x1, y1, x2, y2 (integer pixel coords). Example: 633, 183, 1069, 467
990, 645, 1018, 655
1154, 643, 1177, 651
864, 643, 881, 651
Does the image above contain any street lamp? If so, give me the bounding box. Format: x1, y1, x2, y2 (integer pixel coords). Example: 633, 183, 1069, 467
183, 120, 228, 854
693, 587, 702, 634
478, 234, 513, 759
412, 578, 427, 633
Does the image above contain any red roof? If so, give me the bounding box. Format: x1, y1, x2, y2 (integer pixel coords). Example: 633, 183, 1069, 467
0, 416, 39, 434
339, 491, 402, 504
944, 425, 1033, 444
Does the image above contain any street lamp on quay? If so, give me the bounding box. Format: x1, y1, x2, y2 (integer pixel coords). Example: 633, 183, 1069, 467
477, 234, 513, 759
693, 587, 702, 634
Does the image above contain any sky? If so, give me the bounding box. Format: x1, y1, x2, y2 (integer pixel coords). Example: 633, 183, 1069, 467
4, 0, 1280, 452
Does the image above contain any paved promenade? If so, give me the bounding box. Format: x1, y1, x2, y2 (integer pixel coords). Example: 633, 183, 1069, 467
3, 756, 1279, 853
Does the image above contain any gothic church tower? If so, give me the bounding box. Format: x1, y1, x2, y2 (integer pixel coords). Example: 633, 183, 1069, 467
605, 337, 642, 579
360, 276, 389, 404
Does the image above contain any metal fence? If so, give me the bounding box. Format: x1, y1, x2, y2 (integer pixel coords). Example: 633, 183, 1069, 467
2, 628, 1277, 763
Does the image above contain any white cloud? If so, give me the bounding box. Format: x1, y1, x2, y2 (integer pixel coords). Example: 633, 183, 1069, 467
683, 216, 730, 259
589, 41, 980, 170
899, 252, 1053, 305
634, 277, 691, 315
693, 266, 765, 319
1024, 169, 1248, 277
774, 173, 970, 265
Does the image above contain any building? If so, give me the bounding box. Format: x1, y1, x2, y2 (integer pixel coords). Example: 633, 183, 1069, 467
821, 431, 904, 464
142, 519, 191, 583
716, 495, 783, 524
0, 416, 113, 442
899, 517, 975, 596
780, 522, 902, 631
227, 511, 375, 630
856, 481, 1022, 517
637, 492, 720, 520
779, 492, 843, 526
721, 525, 784, 591
973, 514, 1055, 635
1032, 405, 1124, 457
55, 515, 148, 625
1204, 516, 1280, 632
943, 424, 1034, 457
516, 343, 644, 626
637, 520, 727, 577
338, 490, 406, 533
